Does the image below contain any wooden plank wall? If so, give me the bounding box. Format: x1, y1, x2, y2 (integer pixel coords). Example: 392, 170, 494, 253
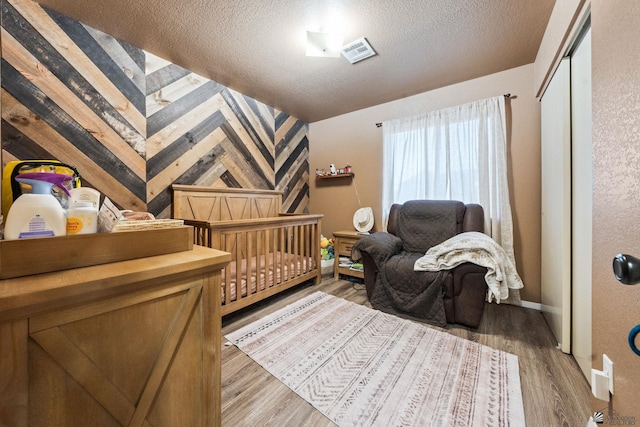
275, 111, 310, 215
0, 0, 310, 218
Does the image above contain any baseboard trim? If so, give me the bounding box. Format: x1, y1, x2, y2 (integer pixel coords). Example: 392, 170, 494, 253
520, 300, 543, 311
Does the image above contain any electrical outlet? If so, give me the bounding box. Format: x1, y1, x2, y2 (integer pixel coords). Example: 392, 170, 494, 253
603, 354, 614, 394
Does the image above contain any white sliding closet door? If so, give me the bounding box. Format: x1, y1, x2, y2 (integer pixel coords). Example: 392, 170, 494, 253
541, 57, 571, 353
540, 25, 593, 370
571, 27, 592, 380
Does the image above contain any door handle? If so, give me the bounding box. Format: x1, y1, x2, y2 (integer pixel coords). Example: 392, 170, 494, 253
612, 253, 640, 285
613, 254, 640, 356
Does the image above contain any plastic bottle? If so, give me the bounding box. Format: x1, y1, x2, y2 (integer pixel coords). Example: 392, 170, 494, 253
69, 187, 100, 208
4, 172, 72, 240
67, 201, 98, 235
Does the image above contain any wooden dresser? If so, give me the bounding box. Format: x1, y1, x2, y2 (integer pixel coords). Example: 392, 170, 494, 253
0, 245, 230, 427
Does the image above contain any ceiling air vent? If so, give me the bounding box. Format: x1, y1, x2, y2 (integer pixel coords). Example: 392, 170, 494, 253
341, 37, 376, 64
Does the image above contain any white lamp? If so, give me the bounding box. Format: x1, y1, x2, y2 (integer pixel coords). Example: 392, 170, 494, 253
306, 31, 344, 57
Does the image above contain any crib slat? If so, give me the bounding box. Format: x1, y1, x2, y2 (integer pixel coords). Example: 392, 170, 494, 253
303, 224, 309, 272
221, 233, 231, 306
278, 227, 288, 283
289, 225, 295, 281
273, 227, 279, 284
295, 224, 300, 275
255, 230, 262, 291
308, 224, 312, 271
302, 223, 309, 272
265, 228, 272, 288
235, 233, 243, 302
248, 232, 254, 295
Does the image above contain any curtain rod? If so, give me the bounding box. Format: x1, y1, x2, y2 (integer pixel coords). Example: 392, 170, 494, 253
375, 93, 512, 127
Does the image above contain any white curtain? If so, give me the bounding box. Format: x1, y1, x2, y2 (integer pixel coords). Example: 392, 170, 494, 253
382, 96, 516, 265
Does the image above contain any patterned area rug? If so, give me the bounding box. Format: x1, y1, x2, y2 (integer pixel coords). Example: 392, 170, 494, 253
225, 292, 525, 426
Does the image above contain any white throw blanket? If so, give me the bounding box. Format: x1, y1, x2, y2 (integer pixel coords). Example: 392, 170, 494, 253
414, 231, 523, 303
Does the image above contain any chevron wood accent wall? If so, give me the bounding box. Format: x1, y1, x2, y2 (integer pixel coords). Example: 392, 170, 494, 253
0, 0, 310, 219
145, 54, 280, 217
275, 110, 310, 214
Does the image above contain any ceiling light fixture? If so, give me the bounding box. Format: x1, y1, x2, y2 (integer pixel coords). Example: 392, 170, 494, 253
306, 30, 344, 58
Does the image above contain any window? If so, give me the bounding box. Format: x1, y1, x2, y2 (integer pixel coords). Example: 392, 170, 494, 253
382, 96, 516, 264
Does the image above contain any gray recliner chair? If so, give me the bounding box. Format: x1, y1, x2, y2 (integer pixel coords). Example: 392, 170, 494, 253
353, 200, 488, 328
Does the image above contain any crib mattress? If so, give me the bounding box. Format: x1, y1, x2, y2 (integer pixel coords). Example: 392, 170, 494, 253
222, 251, 314, 303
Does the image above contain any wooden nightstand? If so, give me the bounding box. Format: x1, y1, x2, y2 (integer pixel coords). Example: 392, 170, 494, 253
333, 230, 366, 280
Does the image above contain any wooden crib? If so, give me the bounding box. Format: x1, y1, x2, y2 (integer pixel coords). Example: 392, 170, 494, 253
172, 185, 322, 315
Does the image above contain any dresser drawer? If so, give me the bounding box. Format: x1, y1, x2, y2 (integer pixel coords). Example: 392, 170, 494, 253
338, 239, 357, 256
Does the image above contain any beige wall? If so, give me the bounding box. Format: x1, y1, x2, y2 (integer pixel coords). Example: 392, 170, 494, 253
309, 64, 542, 303
591, 0, 640, 418
535, 0, 640, 417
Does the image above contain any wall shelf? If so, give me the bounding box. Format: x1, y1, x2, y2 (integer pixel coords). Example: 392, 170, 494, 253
316, 172, 354, 180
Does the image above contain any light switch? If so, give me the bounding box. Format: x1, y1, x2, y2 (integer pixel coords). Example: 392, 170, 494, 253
591, 368, 610, 401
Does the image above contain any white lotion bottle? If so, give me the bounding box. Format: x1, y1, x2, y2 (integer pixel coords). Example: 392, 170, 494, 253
4, 172, 71, 240
67, 201, 98, 235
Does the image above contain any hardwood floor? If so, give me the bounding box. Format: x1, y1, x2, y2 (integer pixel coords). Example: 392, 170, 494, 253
221, 277, 592, 426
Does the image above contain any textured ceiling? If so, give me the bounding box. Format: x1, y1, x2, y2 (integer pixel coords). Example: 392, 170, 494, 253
34, 0, 555, 123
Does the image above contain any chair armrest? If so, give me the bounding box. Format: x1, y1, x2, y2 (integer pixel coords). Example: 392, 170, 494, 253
361, 251, 378, 299
351, 232, 403, 265
352, 233, 403, 300
463, 204, 484, 233
447, 262, 488, 328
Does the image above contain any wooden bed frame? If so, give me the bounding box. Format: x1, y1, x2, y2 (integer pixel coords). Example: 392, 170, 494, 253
172, 185, 322, 316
